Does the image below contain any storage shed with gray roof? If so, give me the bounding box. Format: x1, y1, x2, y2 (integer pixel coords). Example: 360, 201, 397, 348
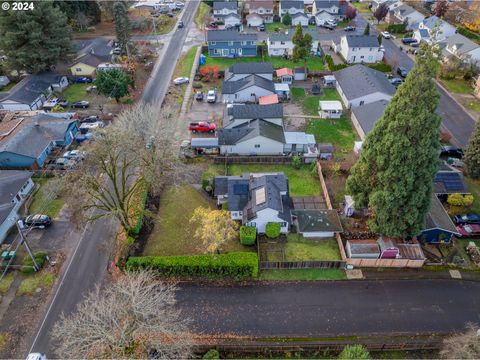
291, 209, 343, 238
226, 62, 274, 81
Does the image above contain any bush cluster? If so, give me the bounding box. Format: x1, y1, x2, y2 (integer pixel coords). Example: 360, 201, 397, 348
325, 55, 349, 71
387, 23, 407, 33
126, 252, 259, 279
457, 27, 480, 42
447, 194, 474, 207
240, 226, 256, 245
367, 63, 391, 72
265, 222, 281, 239
130, 182, 149, 236
21, 251, 48, 274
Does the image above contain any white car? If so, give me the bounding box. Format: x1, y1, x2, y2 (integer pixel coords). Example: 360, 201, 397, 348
173, 77, 189, 85
381, 31, 391, 39
63, 150, 86, 160
26, 353, 47, 360
207, 90, 217, 103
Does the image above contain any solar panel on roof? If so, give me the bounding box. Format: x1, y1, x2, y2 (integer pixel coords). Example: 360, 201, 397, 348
434, 172, 466, 192
233, 184, 249, 195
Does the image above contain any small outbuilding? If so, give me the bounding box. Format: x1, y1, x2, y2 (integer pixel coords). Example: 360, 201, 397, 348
322, 75, 336, 87
346, 240, 381, 259
276, 68, 294, 84
294, 67, 306, 81
274, 83, 290, 100
291, 209, 343, 238
318, 100, 342, 119
318, 143, 334, 160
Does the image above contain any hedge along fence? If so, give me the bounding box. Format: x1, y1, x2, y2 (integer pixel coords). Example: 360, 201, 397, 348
129, 180, 149, 236
240, 226, 256, 245
126, 252, 259, 279
324, 55, 348, 71
457, 26, 480, 42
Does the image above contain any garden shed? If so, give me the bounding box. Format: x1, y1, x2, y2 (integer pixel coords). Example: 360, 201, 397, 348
318, 100, 342, 119
291, 209, 343, 238
346, 240, 381, 259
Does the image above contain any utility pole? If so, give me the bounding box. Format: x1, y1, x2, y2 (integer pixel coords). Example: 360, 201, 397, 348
16, 220, 40, 272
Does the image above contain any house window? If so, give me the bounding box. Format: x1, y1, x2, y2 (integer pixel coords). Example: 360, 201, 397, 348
241, 41, 247, 45
281, 222, 287, 227
214, 49, 220, 55
210, 41, 216, 45
280, 41, 285, 45
359, 100, 365, 106
254, 144, 261, 148
231, 49, 235, 54
271, 41, 275, 45
368, 56, 373, 61
228, 41, 234, 46
360, 56, 364, 59
250, 41, 255, 45
75, 67, 82, 72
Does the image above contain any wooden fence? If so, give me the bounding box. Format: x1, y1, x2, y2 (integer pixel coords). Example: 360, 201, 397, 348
213, 156, 300, 165
259, 260, 346, 270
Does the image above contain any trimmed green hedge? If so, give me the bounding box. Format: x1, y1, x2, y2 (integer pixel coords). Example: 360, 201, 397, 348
368, 63, 392, 72
325, 55, 349, 71
265, 222, 281, 239
457, 27, 480, 42
126, 252, 259, 279
240, 226, 256, 245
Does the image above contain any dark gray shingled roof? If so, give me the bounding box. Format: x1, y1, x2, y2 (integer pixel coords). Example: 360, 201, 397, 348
228, 62, 274, 75
0, 171, 32, 205
291, 209, 343, 233
218, 119, 285, 145
351, 99, 389, 136
281, 1, 304, 9
425, 194, 459, 234
292, 12, 309, 19
269, 29, 320, 42
2, 72, 64, 104
213, 1, 237, 10
215, 13, 241, 19
207, 30, 257, 42
228, 104, 283, 119
345, 35, 380, 48
334, 65, 396, 100
222, 74, 275, 94
314, 0, 340, 9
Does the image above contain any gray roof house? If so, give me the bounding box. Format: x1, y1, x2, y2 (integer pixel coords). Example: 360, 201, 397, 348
206, 30, 258, 58
214, 172, 292, 234
213, 1, 238, 12
267, 30, 321, 56
291, 209, 343, 238
279, 0, 304, 15
70, 37, 114, 77
439, 33, 480, 66
339, 35, 383, 64
222, 74, 276, 103
0, 170, 34, 243
393, 4, 425, 30
224, 103, 284, 128
433, 167, 469, 195
334, 64, 395, 108
418, 194, 460, 244
225, 62, 274, 81
313, 0, 347, 24
350, 99, 389, 140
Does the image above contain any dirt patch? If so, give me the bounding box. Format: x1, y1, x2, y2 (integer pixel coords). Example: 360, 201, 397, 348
283, 102, 307, 131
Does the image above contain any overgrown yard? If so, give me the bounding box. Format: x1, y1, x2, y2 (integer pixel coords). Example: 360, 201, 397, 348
194, 2, 210, 28
439, 78, 473, 94
463, 100, 480, 113
17, 272, 55, 296
143, 185, 253, 256
285, 234, 341, 261
0, 273, 15, 294
204, 164, 321, 196
29, 177, 64, 219
61, 83, 92, 103
202, 54, 325, 71
259, 268, 346, 280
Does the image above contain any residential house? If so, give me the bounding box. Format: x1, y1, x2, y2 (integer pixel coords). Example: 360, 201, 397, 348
207, 30, 257, 57
291, 209, 343, 238
292, 12, 310, 26
213, 1, 241, 27
0, 73, 68, 111
371, 0, 398, 12
214, 172, 291, 234
334, 65, 395, 108
318, 100, 343, 119
0, 111, 79, 169
350, 99, 389, 140
392, 3, 424, 30
339, 35, 384, 64
70, 37, 114, 77
0, 170, 34, 243
279, 0, 304, 20
414, 16, 456, 44
267, 30, 321, 56
439, 33, 480, 67
247, 0, 274, 26
225, 62, 274, 81
417, 194, 460, 244
312, 0, 347, 25
224, 103, 284, 128
222, 74, 276, 103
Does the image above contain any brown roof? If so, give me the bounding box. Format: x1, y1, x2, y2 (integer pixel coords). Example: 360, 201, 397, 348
0, 110, 36, 142
250, 0, 274, 10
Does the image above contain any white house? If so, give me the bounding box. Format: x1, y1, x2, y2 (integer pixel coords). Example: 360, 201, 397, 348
279, 0, 304, 20
222, 74, 276, 103
247, 0, 274, 26
246, 13, 264, 27
440, 33, 480, 67
0, 171, 34, 243
214, 172, 291, 234
392, 4, 424, 31
371, 0, 398, 12
267, 30, 321, 56
339, 35, 384, 64
213, 1, 238, 19
334, 65, 395, 108
224, 103, 284, 128
414, 16, 456, 44
225, 62, 274, 81
318, 100, 343, 118
292, 12, 310, 26
312, 0, 347, 25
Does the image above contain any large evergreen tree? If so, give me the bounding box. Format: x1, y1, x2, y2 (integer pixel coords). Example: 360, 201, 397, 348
96, 69, 132, 102
464, 121, 480, 179
346, 44, 441, 238
0, 1, 74, 73
113, 1, 130, 54
292, 24, 313, 64
282, 11, 292, 26
54, 1, 101, 25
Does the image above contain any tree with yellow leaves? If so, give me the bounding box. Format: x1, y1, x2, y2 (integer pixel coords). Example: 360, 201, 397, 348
190, 207, 239, 254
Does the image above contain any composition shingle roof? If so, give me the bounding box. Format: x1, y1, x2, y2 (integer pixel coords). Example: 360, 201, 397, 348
440, 33, 480, 55
213, 1, 237, 10
222, 74, 275, 94
269, 29, 320, 42
281, 0, 304, 9
228, 62, 274, 75
0, 170, 32, 205
351, 99, 389, 136
250, 0, 274, 10
207, 30, 257, 42
291, 209, 343, 233
344, 35, 380, 48
228, 104, 283, 119
218, 119, 285, 145
334, 65, 396, 100
425, 194, 459, 234
314, 0, 340, 9
1, 73, 64, 105
292, 12, 309, 19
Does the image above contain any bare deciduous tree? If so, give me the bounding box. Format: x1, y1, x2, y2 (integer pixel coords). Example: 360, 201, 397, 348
51, 271, 192, 359
440, 323, 480, 359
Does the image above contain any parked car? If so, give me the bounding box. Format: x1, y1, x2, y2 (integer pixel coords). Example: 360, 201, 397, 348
54, 157, 77, 169
381, 31, 391, 39
79, 115, 100, 123
173, 77, 189, 85
195, 91, 204, 101
178, 20, 184, 29
410, 41, 419, 47
440, 145, 464, 159
396, 67, 409, 78
189, 121, 216, 133
454, 214, 480, 225
75, 77, 93, 83
344, 26, 356, 31
58, 99, 69, 107
390, 77, 403, 87
112, 47, 122, 55
401, 37, 416, 44
26, 353, 47, 360
456, 223, 480, 238
311, 83, 321, 95
321, 23, 335, 30
207, 89, 217, 103
23, 215, 52, 228
63, 150, 86, 160
86, 85, 97, 93
258, 24, 265, 31
72, 100, 90, 109
166, 12, 174, 17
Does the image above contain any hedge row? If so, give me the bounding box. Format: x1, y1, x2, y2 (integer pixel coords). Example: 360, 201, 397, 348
325, 55, 349, 71
387, 23, 407, 34
367, 63, 392, 72
457, 27, 480, 42
130, 181, 149, 236
126, 252, 259, 279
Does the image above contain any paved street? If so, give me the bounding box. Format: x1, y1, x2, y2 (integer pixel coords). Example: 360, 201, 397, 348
179, 280, 480, 337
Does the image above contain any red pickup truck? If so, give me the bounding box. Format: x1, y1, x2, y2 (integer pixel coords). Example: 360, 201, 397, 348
189, 122, 216, 133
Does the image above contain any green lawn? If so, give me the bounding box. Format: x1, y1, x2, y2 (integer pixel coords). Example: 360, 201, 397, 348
285, 234, 341, 261
202, 54, 325, 71
0, 81, 17, 92
206, 164, 321, 196
29, 178, 64, 219
61, 83, 92, 103
440, 78, 473, 94
194, 2, 211, 28
463, 100, 480, 112
17, 273, 55, 296
306, 117, 356, 151
259, 268, 347, 280
0, 273, 15, 294
352, 2, 371, 13
465, 177, 480, 214
153, 15, 176, 35
179, 46, 198, 77
292, 87, 341, 116
143, 185, 253, 256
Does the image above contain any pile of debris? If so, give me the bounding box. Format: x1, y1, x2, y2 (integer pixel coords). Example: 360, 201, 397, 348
466, 242, 480, 267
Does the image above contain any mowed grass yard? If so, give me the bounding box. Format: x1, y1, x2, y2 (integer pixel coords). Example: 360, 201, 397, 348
440, 78, 473, 94
29, 177, 64, 219
204, 164, 321, 196
285, 234, 341, 261
143, 185, 254, 256
178, 46, 198, 78
61, 83, 92, 103
202, 53, 325, 71
260, 268, 346, 280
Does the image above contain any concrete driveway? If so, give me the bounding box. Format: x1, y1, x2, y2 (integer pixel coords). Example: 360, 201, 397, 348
187, 98, 224, 127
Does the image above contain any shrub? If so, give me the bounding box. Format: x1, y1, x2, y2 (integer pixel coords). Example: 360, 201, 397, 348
203, 349, 220, 359
291, 154, 302, 169
130, 182, 149, 236
265, 222, 281, 239
457, 26, 480, 42
126, 252, 259, 279
221, 202, 228, 210
387, 23, 407, 33
367, 63, 391, 72
447, 194, 474, 207
192, 82, 203, 89
201, 178, 210, 191
240, 226, 256, 245
338, 345, 371, 359
463, 71, 473, 81
325, 55, 349, 71
21, 251, 48, 274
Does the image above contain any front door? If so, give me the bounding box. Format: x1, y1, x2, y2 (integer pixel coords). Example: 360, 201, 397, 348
222, 49, 229, 56
237, 48, 243, 56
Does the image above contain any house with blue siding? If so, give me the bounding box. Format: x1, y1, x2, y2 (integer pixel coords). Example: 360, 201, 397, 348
0, 111, 78, 169
207, 30, 258, 58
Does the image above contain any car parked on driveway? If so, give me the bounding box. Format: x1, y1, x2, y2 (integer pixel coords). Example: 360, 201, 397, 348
454, 214, 480, 225
440, 145, 464, 159
195, 91, 204, 101
207, 90, 217, 103
456, 223, 480, 238
344, 26, 356, 31
173, 77, 189, 85
63, 150, 86, 160
79, 115, 100, 123
397, 67, 409, 78
258, 24, 265, 31
381, 31, 391, 39
189, 121, 216, 133
23, 215, 52, 228
75, 77, 93, 83
390, 77, 403, 87
401, 37, 416, 44
71, 101, 90, 109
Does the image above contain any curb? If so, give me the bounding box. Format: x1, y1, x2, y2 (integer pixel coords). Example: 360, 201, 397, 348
180, 45, 202, 118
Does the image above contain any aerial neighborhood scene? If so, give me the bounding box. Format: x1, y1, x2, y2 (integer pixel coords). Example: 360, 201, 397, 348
1, 0, 480, 359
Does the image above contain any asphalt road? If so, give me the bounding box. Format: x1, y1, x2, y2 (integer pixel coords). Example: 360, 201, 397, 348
141, 1, 200, 105
178, 280, 480, 337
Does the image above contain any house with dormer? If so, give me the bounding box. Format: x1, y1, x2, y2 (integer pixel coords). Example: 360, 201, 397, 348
213, 1, 241, 27
312, 0, 347, 25
439, 33, 480, 67
247, 0, 274, 26
279, 0, 304, 21
414, 16, 456, 44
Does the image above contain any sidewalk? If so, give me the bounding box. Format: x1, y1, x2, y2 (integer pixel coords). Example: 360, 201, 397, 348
363, 268, 480, 281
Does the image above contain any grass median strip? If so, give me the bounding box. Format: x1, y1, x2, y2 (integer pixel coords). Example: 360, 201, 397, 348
17, 272, 55, 296
260, 268, 347, 281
